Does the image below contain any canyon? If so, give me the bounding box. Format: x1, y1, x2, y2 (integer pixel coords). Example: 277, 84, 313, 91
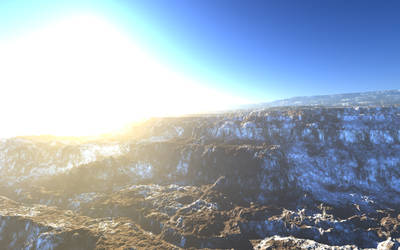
0, 91, 400, 249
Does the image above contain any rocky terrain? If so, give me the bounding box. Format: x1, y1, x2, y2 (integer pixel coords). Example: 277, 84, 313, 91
245, 89, 400, 108
0, 91, 400, 249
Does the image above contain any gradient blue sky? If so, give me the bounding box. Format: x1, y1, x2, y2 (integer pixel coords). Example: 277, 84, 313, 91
1, 0, 399, 102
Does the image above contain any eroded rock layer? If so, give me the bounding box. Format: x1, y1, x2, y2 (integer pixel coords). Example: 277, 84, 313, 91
0, 105, 399, 249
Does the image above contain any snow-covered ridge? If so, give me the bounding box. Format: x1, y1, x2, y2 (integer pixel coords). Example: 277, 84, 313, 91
119, 106, 400, 207
143, 106, 400, 145
1, 105, 400, 208
0, 138, 127, 180
244, 89, 400, 108
0, 103, 400, 249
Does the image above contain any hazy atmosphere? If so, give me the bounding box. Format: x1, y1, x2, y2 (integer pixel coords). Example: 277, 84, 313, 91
1, 0, 399, 137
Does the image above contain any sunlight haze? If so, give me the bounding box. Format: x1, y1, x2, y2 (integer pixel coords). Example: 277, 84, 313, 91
0, 14, 246, 137
1, 0, 399, 137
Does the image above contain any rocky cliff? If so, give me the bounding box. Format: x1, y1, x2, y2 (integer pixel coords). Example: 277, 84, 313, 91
0, 103, 400, 249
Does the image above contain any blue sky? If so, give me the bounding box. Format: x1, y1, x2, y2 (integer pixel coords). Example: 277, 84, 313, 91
1, 0, 400, 102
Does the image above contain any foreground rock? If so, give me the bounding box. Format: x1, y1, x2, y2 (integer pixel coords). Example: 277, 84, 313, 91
0, 196, 179, 249
254, 236, 359, 250
2, 180, 400, 249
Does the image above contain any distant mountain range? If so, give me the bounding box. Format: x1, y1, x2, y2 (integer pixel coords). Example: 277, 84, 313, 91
243, 89, 400, 109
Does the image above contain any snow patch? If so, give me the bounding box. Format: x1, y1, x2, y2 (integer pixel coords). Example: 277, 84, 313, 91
339, 130, 356, 143
176, 160, 189, 175
370, 130, 393, 144
36, 232, 59, 250
134, 162, 153, 179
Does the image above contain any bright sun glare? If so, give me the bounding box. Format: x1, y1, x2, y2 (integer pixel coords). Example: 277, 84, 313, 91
0, 15, 245, 137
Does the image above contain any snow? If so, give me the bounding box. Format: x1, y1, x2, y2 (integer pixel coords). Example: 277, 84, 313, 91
140, 136, 169, 143
343, 115, 358, 121
214, 120, 264, 140
0, 220, 6, 234
176, 160, 189, 175
175, 126, 184, 136
216, 121, 239, 137
176, 217, 183, 228
180, 236, 186, 247
181, 199, 218, 213
0, 139, 127, 183
377, 238, 400, 250
318, 129, 325, 141
339, 130, 356, 143
0, 105, 399, 213
302, 128, 312, 137
97, 219, 121, 232
79, 144, 122, 164
177, 151, 191, 175
241, 121, 264, 140
370, 130, 394, 144
134, 162, 153, 179
36, 232, 58, 250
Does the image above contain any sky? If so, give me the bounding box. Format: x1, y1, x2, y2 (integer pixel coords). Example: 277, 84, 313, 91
0, 0, 399, 136
118, 0, 400, 99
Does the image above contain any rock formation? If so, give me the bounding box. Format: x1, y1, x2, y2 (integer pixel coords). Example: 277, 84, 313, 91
0, 91, 399, 249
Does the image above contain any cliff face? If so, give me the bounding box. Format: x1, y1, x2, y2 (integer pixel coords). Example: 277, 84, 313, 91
2, 106, 399, 206
137, 106, 400, 207
0, 105, 399, 249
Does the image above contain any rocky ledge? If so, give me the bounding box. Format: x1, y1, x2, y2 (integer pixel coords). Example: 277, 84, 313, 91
0, 103, 400, 249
